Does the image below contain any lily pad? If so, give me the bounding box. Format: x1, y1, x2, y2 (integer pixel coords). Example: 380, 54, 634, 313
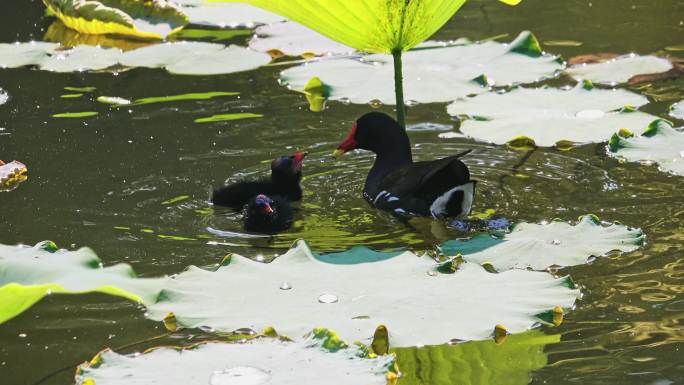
178, 2, 284, 28
0, 42, 58, 68
165, 45, 272, 75
446, 84, 658, 147
75, 337, 394, 385
40, 45, 122, 72
249, 21, 355, 57
608, 119, 684, 176
441, 215, 644, 271
671, 100, 683, 120
0, 241, 578, 347
280, 31, 561, 104
566, 54, 673, 85
118, 41, 223, 68
43, 0, 189, 39
0, 161, 28, 192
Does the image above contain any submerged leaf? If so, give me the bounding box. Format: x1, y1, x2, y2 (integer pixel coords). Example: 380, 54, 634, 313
607, 119, 684, 176
447, 84, 658, 146
566, 54, 673, 85
75, 337, 394, 385
194, 113, 263, 123
280, 31, 560, 104
43, 0, 189, 39
52, 111, 99, 118
442, 215, 644, 271
126, 91, 239, 106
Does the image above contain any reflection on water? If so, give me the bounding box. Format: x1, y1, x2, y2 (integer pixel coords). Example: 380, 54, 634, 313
1, 0, 684, 384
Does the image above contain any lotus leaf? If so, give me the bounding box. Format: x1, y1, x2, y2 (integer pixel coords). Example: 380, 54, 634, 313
442, 215, 644, 271
42, 0, 189, 39
0, 161, 28, 192
608, 119, 684, 176
446, 83, 658, 147
0, 241, 577, 347
0, 42, 59, 68
40, 45, 122, 72
178, 2, 284, 28
566, 54, 673, 85
75, 337, 394, 385
44, 20, 154, 51
280, 32, 560, 104
671, 100, 683, 120
249, 21, 354, 57
165, 45, 272, 75
394, 330, 559, 385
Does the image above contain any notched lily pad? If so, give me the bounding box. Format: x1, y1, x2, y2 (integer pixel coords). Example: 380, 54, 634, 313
176, 1, 284, 28
40, 45, 122, 72
0, 161, 28, 192
608, 119, 684, 176
280, 31, 561, 104
447, 83, 658, 147
43, 0, 189, 39
75, 335, 394, 385
566, 54, 673, 85
249, 21, 355, 57
441, 215, 644, 271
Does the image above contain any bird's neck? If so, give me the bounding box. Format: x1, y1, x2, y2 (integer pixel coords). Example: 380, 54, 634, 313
364, 145, 413, 195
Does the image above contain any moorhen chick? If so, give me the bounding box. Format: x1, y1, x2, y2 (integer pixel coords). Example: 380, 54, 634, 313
211, 151, 306, 209
243, 194, 293, 233
333, 112, 475, 218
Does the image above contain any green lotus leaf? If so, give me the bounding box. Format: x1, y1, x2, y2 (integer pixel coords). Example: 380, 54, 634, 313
608, 119, 684, 176
566, 54, 673, 85
446, 83, 659, 147
394, 330, 559, 385
177, 1, 284, 28
280, 31, 559, 105
442, 215, 644, 271
42, 0, 189, 40
44, 20, 155, 51
671, 100, 683, 120
0, 241, 578, 347
249, 21, 355, 57
0, 161, 28, 192
170, 28, 252, 42
0, 42, 59, 68
75, 337, 395, 385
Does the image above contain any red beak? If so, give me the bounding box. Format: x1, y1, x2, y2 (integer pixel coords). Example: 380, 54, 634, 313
333, 122, 358, 157
292, 151, 307, 172
261, 203, 274, 215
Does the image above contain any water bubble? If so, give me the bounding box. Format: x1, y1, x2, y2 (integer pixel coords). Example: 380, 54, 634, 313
405, 100, 420, 107
551, 239, 561, 245
18, 333, 26, 338
198, 325, 215, 333
233, 328, 257, 336
587, 256, 598, 264
255, 254, 265, 262
279, 281, 292, 290
369, 99, 383, 108
339, 97, 351, 105
318, 293, 338, 303
427, 271, 438, 277
209, 366, 272, 385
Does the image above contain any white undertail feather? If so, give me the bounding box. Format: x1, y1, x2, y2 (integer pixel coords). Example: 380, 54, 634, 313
430, 182, 475, 218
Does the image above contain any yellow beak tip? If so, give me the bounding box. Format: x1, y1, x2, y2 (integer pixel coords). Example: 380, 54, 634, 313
332, 149, 345, 158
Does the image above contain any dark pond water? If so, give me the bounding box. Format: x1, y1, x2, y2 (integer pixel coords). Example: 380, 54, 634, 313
1, 0, 683, 384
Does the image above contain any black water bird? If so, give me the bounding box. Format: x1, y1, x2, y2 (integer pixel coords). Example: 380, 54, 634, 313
243, 194, 293, 233
333, 112, 475, 218
211, 151, 306, 209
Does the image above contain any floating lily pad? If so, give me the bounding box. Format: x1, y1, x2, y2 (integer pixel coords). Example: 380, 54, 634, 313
280, 31, 561, 104
177, 1, 284, 28
0, 42, 58, 68
0, 241, 578, 346
0, 161, 28, 192
671, 100, 683, 120
118, 41, 223, 68
194, 112, 263, 123
249, 21, 354, 56
608, 119, 684, 176
75, 337, 394, 385
446, 84, 658, 147
43, 0, 189, 39
166, 45, 272, 75
566, 54, 673, 85
442, 215, 644, 271
43, 20, 154, 51
40, 45, 122, 72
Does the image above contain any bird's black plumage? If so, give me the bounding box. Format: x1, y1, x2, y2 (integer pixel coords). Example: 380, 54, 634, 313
243, 194, 293, 233
211, 152, 306, 209
335, 112, 475, 218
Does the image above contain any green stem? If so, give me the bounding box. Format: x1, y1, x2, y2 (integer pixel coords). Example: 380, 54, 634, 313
392, 49, 406, 129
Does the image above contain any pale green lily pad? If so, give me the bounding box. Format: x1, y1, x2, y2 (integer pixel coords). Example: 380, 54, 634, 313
280, 31, 561, 104
608, 119, 684, 176
75, 337, 394, 385
0, 42, 58, 68
118, 41, 222, 68
447, 84, 658, 147
178, 2, 284, 28
442, 215, 644, 271
671, 100, 683, 120
148, 240, 578, 346
166, 45, 272, 75
40, 45, 122, 72
395, 330, 559, 385
250, 21, 355, 56
0, 241, 578, 346
194, 112, 263, 123
566, 54, 672, 85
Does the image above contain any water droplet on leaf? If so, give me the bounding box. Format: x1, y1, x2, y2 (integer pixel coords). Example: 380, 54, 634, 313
318, 293, 338, 303
279, 281, 292, 290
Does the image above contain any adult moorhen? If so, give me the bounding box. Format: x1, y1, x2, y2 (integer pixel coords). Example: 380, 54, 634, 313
211, 151, 306, 209
333, 112, 475, 218
243, 194, 293, 233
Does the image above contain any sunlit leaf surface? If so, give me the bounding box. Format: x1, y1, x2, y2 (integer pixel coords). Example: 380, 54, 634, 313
249, 21, 355, 56
446, 84, 659, 147
280, 31, 559, 104
442, 215, 644, 271
566, 54, 673, 85
52, 111, 99, 118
